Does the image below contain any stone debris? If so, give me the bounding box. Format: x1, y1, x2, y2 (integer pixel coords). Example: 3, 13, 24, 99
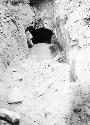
0, 108, 21, 124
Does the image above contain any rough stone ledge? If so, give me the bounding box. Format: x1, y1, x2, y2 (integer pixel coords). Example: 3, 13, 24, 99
0, 108, 21, 125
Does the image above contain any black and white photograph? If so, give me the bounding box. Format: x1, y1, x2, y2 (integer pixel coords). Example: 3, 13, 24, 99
0, 0, 90, 125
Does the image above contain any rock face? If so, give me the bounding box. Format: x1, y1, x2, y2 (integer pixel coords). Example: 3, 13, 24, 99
64, 0, 90, 48
35, 1, 54, 31
0, 108, 21, 124
25, 30, 33, 48
0, 3, 26, 69
69, 46, 90, 83
0, 1, 35, 70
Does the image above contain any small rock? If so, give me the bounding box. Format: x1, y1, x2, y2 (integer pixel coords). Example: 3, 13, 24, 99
0, 108, 21, 124
18, 78, 23, 81
7, 88, 23, 105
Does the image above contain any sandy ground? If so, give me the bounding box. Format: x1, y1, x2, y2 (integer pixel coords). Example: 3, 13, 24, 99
0, 43, 73, 125
1, 43, 90, 125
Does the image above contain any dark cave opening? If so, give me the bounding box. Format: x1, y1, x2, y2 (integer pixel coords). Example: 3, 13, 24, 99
30, 28, 53, 44
25, 27, 63, 55
29, 0, 54, 7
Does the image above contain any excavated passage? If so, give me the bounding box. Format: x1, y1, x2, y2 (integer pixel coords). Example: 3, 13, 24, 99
29, 28, 53, 44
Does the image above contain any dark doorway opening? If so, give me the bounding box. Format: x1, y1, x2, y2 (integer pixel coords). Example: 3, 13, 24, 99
30, 28, 53, 44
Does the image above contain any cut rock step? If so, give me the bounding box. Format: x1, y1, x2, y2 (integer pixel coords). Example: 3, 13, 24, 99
7, 88, 23, 105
